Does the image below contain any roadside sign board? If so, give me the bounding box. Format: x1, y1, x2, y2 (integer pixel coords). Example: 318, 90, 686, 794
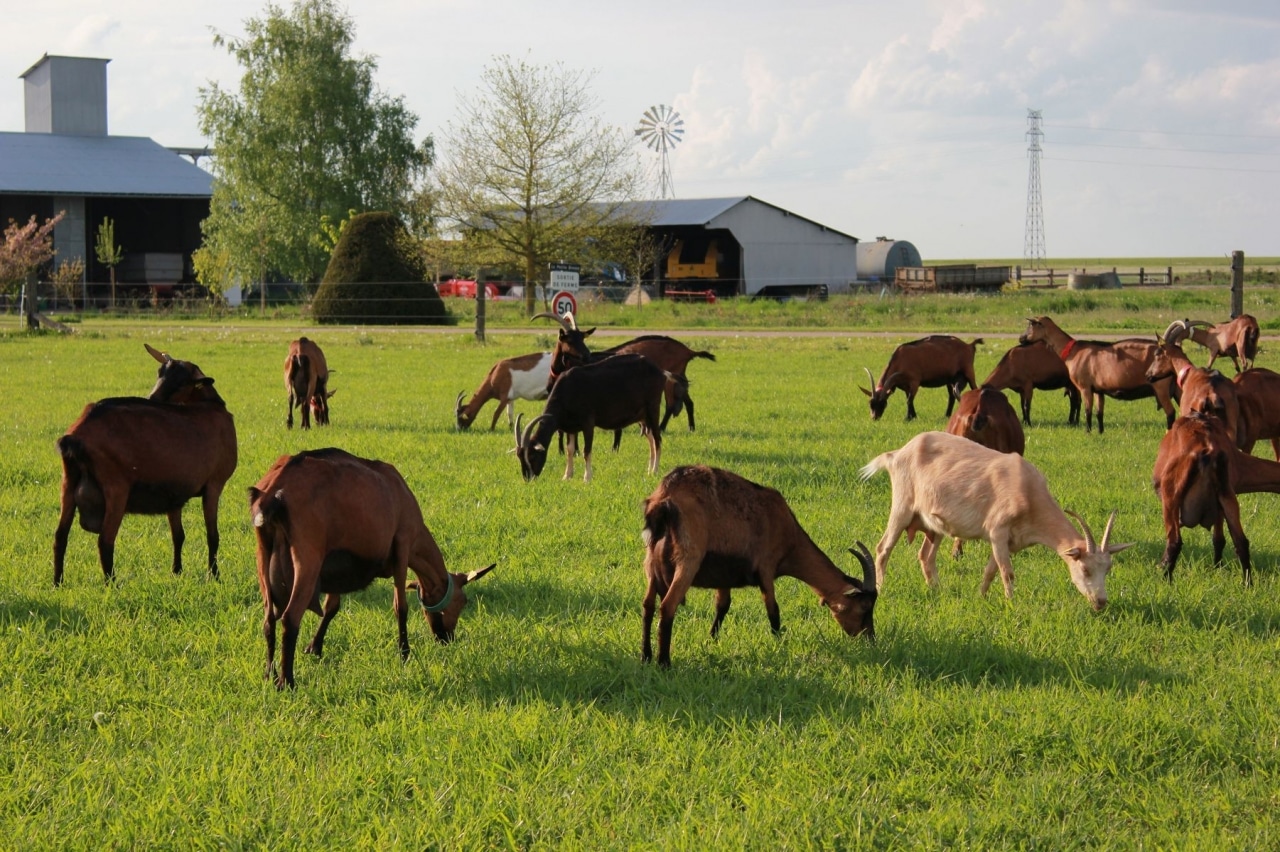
552, 290, 578, 318
549, 261, 580, 292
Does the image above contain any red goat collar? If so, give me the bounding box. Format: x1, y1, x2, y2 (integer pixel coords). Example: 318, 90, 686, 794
1176, 364, 1193, 388
1059, 339, 1078, 360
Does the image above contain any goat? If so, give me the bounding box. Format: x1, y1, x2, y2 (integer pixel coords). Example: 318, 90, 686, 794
284, 337, 331, 429
1020, 316, 1177, 434
640, 465, 877, 668
455, 351, 552, 430
248, 448, 495, 688
1180, 315, 1260, 373
513, 354, 673, 481
946, 387, 1026, 455
534, 311, 714, 431
1232, 367, 1280, 459
53, 344, 238, 585
982, 341, 1081, 425
859, 335, 983, 421
860, 431, 1132, 610
1146, 321, 1240, 445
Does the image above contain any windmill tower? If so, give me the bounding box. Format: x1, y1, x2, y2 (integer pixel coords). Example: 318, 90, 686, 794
636, 104, 684, 199
1023, 109, 1046, 269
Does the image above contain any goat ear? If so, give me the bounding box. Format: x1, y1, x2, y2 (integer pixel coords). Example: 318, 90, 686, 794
1106, 542, 1136, 555
1063, 546, 1083, 559
144, 343, 170, 364
858, 386, 872, 397
461, 563, 497, 584
583, 327, 596, 337
533, 443, 545, 452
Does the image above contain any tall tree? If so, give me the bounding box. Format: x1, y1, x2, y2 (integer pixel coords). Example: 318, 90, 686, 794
197, 0, 431, 286
434, 55, 647, 315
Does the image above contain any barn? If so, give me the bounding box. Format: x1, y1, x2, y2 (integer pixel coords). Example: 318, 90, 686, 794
0, 55, 212, 300
618, 196, 862, 298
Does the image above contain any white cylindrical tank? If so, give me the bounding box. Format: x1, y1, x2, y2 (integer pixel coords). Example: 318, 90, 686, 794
856, 238, 922, 281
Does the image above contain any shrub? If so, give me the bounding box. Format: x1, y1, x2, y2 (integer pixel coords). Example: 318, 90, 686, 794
312, 211, 451, 325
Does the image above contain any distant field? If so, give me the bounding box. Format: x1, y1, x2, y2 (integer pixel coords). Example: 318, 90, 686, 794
1, 323, 1278, 846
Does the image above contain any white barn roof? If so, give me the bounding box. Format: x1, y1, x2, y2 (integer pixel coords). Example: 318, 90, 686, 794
0, 131, 213, 198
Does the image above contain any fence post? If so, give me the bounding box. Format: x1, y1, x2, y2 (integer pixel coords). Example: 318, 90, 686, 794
1166, 266, 1172, 286
1231, 251, 1244, 318
474, 281, 486, 343
1139, 267, 1145, 286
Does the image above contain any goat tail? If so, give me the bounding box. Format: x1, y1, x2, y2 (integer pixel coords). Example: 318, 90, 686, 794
642, 498, 680, 551
693, 350, 716, 362
970, 337, 985, 348
57, 434, 90, 468
251, 488, 287, 530
859, 451, 894, 481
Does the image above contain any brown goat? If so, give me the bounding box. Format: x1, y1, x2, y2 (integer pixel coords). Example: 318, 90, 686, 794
455, 351, 552, 430
982, 341, 1081, 425
860, 335, 983, 421
284, 337, 330, 429
53, 344, 238, 585
1180, 315, 1260, 373
249, 448, 495, 688
1233, 368, 1280, 459
1021, 316, 1176, 434
534, 311, 714, 431
1152, 413, 1280, 584
1146, 323, 1240, 445
946, 387, 1026, 455
640, 465, 877, 668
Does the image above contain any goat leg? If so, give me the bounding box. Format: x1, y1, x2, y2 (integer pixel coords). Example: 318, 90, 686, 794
710, 588, 731, 638
53, 486, 76, 586
305, 594, 341, 656
167, 508, 186, 575
203, 486, 223, 579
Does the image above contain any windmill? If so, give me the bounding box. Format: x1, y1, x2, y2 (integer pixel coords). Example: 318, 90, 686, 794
636, 104, 684, 199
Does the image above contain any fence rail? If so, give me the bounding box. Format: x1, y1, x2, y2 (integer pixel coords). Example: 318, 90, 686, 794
1015, 266, 1174, 288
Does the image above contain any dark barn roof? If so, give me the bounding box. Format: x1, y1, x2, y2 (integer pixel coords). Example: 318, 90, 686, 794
0, 131, 212, 197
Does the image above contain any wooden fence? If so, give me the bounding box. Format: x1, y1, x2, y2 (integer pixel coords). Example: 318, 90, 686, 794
1015, 266, 1173, 288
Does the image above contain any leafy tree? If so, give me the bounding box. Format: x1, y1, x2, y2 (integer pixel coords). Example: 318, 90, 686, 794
312, 211, 450, 325
197, 0, 432, 286
0, 211, 64, 296
434, 54, 647, 315
51, 257, 86, 308
95, 216, 124, 308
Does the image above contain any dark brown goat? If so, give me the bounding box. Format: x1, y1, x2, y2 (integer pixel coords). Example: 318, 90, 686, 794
859, 335, 983, 421
514, 354, 673, 481
1020, 316, 1176, 433
455, 351, 552, 430
640, 465, 877, 668
1152, 413, 1280, 585
1181, 315, 1260, 373
946, 387, 1026, 455
534, 311, 714, 430
248, 448, 495, 688
982, 341, 1081, 425
53, 344, 238, 585
284, 337, 330, 429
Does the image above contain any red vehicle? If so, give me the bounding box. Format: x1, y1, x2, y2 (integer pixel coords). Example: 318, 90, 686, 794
436, 279, 507, 299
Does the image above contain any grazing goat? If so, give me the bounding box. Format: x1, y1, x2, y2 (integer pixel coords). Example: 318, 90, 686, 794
982, 341, 1081, 425
248, 448, 495, 689
1232, 368, 1280, 459
513, 354, 673, 481
1146, 321, 1240, 445
1179, 315, 1260, 373
859, 335, 983, 421
640, 465, 878, 668
1150, 413, 1277, 585
53, 344, 238, 585
1020, 316, 1176, 434
946, 387, 1026, 455
455, 351, 552, 430
534, 311, 714, 431
860, 431, 1132, 610
284, 337, 331, 429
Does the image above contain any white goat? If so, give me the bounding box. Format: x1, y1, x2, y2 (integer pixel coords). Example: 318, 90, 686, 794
859, 431, 1132, 610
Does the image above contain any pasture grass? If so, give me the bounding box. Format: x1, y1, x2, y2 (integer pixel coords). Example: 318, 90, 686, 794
1, 321, 1279, 848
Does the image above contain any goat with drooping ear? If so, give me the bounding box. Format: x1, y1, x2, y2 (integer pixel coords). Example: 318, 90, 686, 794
641, 465, 877, 668
455, 351, 553, 430
861, 431, 1132, 611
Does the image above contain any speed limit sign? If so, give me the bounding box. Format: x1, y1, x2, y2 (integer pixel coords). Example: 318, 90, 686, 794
552, 290, 577, 318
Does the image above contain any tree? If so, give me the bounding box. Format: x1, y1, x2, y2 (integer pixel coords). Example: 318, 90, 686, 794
0, 211, 64, 296
95, 217, 124, 308
311, 211, 450, 325
196, 0, 431, 286
434, 54, 647, 316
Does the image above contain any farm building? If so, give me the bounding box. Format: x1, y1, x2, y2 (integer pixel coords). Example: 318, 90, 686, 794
615, 196, 864, 298
0, 54, 212, 295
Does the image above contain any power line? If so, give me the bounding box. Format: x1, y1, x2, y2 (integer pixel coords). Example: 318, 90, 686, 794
1048, 123, 1280, 140
1045, 155, 1280, 174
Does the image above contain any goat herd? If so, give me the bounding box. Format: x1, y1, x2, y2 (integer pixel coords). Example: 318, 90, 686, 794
48, 312, 1276, 685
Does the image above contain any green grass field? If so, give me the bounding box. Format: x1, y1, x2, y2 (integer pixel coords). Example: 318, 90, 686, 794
2, 300, 1278, 847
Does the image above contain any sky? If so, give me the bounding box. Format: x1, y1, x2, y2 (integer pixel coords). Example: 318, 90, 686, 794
3, 0, 1279, 260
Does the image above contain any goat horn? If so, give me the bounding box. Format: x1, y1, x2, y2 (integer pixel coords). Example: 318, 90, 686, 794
562, 311, 578, 330
459, 563, 497, 585
1099, 510, 1118, 551
532, 312, 572, 332
1160, 321, 1187, 345
144, 343, 171, 364
848, 540, 875, 593
863, 367, 877, 388
522, 413, 552, 448
1064, 509, 1098, 551
455, 391, 466, 417
514, 413, 524, 449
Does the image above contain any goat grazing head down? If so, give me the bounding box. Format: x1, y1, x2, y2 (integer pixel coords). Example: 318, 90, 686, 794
513, 413, 552, 481
859, 336, 982, 421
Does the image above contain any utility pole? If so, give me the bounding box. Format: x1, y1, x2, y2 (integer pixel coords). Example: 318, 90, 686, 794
1023, 109, 1046, 270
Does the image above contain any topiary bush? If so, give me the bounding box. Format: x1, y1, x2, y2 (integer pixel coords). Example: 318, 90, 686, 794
312, 211, 451, 325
